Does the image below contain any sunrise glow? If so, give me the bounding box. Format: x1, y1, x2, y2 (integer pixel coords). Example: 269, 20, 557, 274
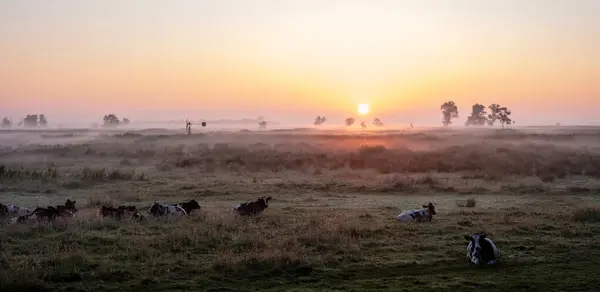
358, 104, 370, 115
0, 1, 598, 125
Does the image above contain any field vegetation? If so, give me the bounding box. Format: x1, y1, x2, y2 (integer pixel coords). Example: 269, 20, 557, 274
1, 126, 600, 291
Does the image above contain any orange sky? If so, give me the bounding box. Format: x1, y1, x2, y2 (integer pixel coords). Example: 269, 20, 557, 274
1, 0, 599, 125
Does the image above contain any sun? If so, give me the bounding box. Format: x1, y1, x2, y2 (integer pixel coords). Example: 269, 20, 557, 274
358, 103, 370, 115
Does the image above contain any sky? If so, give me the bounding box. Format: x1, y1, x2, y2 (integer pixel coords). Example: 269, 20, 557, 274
1, 0, 599, 126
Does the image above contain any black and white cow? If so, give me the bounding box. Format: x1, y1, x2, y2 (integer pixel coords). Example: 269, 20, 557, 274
465, 232, 500, 265
147, 202, 187, 217
233, 196, 271, 216
396, 202, 437, 223
0, 203, 31, 217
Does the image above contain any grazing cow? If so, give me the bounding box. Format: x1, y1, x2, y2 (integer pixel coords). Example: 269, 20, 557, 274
233, 196, 272, 216
465, 232, 500, 265
396, 202, 437, 223
147, 202, 187, 217
177, 199, 201, 215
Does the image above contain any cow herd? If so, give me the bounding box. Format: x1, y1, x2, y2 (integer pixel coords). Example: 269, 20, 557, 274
396, 201, 500, 265
0, 196, 272, 223
2, 196, 498, 265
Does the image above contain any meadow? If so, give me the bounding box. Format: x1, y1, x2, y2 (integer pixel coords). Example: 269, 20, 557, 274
1, 126, 600, 292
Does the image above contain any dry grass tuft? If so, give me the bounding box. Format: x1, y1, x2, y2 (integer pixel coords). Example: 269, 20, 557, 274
457, 198, 478, 208
572, 207, 600, 223
80, 168, 146, 181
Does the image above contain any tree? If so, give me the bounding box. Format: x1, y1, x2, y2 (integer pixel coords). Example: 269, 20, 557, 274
39, 114, 48, 127
122, 118, 130, 125
345, 117, 355, 126
1, 117, 11, 127
360, 121, 367, 129
373, 118, 384, 126
103, 114, 120, 127
497, 107, 514, 128
314, 116, 326, 126
23, 114, 39, 127
487, 104, 514, 128
259, 120, 267, 128
465, 104, 487, 126
487, 104, 501, 126
440, 101, 459, 126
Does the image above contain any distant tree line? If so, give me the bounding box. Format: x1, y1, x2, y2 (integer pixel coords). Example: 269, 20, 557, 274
1, 114, 48, 128
440, 101, 514, 128
103, 114, 130, 128
343, 117, 384, 128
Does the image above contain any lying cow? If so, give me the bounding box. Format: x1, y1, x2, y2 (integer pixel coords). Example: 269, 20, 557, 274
100, 205, 143, 221
233, 196, 271, 216
55, 199, 78, 216
147, 202, 187, 217
465, 232, 500, 265
396, 202, 437, 223
118, 205, 143, 220
177, 199, 201, 214
34, 199, 78, 221
29, 206, 60, 221
0, 203, 7, 217
0, 203, 31, 217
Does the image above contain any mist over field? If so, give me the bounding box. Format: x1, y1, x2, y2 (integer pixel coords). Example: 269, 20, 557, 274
2, 0, 600, 291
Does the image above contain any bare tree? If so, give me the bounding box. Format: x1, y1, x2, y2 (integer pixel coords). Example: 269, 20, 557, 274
373, 118, 384, 126
360, 121, 367, 129
465, 104, 487, 126
440, 101, 459, 126
314, 116, 327, 126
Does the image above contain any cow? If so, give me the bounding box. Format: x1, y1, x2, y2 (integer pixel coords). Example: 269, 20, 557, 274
118, 205, 143, 220
0, 203, 8, 217
465, 232, 500, 265
147, 202, 187, 217
31, 206, 61, 221
0, 203, 31, 217
233, 196, 271, 216
99, 206, 125, 220
177, 199, 201, 215
396, 202, 437, 223
55, 199, 78, 216
100, 205, 143, 221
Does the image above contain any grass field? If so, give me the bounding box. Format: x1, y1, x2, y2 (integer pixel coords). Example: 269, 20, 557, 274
1, 126, 600, 292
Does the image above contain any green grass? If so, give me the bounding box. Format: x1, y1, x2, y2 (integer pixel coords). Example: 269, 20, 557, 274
2, 195, 600, 292
2, 127, 600, 291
